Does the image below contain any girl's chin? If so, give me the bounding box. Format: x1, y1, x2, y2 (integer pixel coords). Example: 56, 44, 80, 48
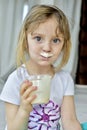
38, 62, 52, 67
29, 59, 52, 66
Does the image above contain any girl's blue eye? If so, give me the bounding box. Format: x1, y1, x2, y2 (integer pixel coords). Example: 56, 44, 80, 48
53, 38, 60, 44
35, 36, 41, 41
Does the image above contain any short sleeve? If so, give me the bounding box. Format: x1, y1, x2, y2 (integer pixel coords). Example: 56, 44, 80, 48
63, 72, 74, 96
0, 70, 21, 105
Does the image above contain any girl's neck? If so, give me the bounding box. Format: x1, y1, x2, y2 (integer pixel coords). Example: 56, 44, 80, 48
25, 60, 55, 76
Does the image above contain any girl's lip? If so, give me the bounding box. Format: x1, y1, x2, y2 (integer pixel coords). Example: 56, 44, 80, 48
40, 52, 53, 58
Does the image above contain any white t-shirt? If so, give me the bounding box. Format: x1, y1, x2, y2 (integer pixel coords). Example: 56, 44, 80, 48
0, 65, 74, 130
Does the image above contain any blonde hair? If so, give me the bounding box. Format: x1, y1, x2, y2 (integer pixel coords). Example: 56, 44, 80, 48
16, 5, 71, 72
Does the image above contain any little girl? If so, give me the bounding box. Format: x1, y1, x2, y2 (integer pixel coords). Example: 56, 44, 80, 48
0, 5, 81, 130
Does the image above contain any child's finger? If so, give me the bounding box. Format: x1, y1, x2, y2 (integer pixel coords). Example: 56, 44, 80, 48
23, 86, 37, 99
27, 94, 37, 104
20, 80, 32, 95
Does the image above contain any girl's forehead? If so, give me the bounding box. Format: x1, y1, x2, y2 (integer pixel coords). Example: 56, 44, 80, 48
29, 17, 63, 35
31, 26, 64, 39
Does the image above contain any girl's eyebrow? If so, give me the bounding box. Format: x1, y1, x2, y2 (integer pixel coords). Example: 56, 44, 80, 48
31, 32, 44, 36
56, 33, 64, 39
31, 32, 64, 39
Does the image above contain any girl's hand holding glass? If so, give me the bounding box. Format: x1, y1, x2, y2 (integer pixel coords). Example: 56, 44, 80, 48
20, 80, 37, 113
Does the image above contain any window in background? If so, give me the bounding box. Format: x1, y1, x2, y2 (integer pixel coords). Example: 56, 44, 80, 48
22, 2, 29, 21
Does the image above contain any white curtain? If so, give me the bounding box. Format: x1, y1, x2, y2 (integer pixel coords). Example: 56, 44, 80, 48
28, 0, 82, 80
0, 0, 82, 91
0, 0, 25, 91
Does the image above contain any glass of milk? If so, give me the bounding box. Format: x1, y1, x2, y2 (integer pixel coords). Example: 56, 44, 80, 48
29, 75, 52, 104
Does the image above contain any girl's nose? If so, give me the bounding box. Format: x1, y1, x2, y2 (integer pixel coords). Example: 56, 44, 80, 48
42, 42, 51, 52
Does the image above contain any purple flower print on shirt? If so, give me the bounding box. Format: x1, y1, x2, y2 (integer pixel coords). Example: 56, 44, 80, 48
28, 100, 61, 130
